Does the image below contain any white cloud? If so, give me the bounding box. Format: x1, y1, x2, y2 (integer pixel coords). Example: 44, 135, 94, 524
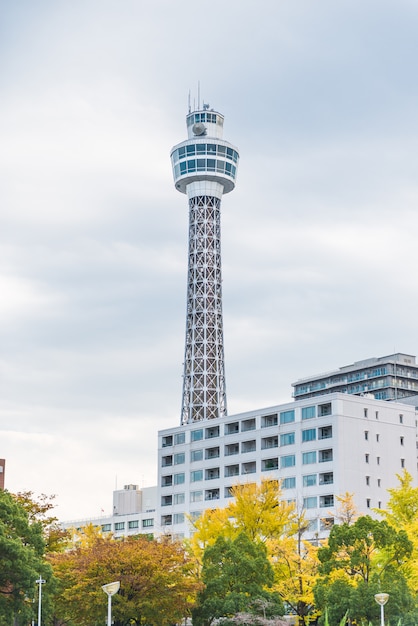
1, 0, 418, 519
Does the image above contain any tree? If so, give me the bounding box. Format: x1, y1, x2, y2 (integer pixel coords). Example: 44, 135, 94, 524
190, 480, 296, 560
50, 534, 200, 626
270, 510, 319, 626
192, 533, 283, 626
0, 489, 53, 626
314, 515, 413, 624
13, 490, 69, 553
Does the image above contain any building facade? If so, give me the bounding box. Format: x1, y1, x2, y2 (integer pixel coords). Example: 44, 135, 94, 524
292, 353, 418, 401
157, 393, 417, 540
62, 484, 158, 539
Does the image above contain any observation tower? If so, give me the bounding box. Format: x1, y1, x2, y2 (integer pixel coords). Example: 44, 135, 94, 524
171, 104, 239, 424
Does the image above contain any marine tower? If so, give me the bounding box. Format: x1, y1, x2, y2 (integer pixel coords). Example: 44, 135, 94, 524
171, 104, 239, 424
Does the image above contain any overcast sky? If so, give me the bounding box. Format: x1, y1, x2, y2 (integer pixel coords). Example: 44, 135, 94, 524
1, 0, 418, 521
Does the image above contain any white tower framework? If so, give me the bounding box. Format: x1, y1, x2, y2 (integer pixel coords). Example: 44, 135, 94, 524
171, 105, 239, 424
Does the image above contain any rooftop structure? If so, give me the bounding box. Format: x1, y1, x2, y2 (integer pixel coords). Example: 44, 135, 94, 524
292, 353, 418, 402
170, 104, 239, 424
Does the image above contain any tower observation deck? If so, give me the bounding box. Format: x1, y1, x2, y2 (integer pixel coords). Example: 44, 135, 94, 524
171, 105, 239, 424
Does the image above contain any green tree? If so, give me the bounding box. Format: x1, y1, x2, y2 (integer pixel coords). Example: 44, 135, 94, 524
192, 533, 283, 626
0, 489, 53, 626
314, 515, 413, 624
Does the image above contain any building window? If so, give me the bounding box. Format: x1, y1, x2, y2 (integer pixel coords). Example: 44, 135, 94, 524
303, 496, 318, 509
364, 431, 369, 441
174, 473, 185, 485
307, 518, 318, 532
319, 495, 334, 508
190, 470, 203, 482
280, 432, 295, 446
173, 493, 185, 505
161, 515, 172, 526
262, 458, 279, 471
205, 488, 220, 501
242, 461, 256, 474
225, 464, 239, 477
302, 451, 317, 465
174, 432, 185, 445
128, 520, 139, 529
242, 418, 256, 432
142, 518, 154, 528
377, 478, 381, 487
241, 440, 256, 453
378, 501, 382, 508
280, 455, 296, 468
101, 523, 111, 532
162, 455, 173, 467
189, 511, 201, 522
376, 434, 380, 442
282, 476, 296, 489
225, 443, 239, 456
400, 414, 404, 424
302, 428, 316, 442
161, 495, 172, 506
319, 449, 333, 463
319, 472, 333, 485
377, 457, 380, 465
280, 410, 295, 424
205, 447, 220, 460
205, 467, 220, 480
318, 425, 332, 440
191, 449, 203, 462
173, 513, 184, 524
261, 414, 278, 428
366, 476, 370, 486
224, 486, 234, 498
320, 517, 334, 531
206, 426, 219, 439
364, 408, 368, 418
302, 406, 316, 420
261, 436, 278, 450
303, 474, 317, 487
318, 403, 332, 417
365, 454, 369, 463
114, 522, 125, 531
161, 475, 173, 487
174, 452, 185, 465
191, 429, 203, 442
401, 458, 405, 468
366, 499, 371, 508
190, 490, 203, 502
225, 422, 239, 435
162, 435, 173, 447
375, 411, 379, 420
400, 436, 404, 446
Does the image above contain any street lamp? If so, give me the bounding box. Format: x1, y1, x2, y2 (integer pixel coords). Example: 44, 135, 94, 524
102, 581, 120, 626
36, 577, 45, 626
375, 592, 389, 626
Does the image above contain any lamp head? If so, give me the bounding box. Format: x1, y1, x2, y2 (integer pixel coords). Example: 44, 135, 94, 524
102, 581, 120, 596
374, 593, 389, 606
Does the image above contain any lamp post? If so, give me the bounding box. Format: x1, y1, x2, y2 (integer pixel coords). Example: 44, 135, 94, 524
36, 577, 45, 626
102, 581, 120, 626
375, 592, 389, 626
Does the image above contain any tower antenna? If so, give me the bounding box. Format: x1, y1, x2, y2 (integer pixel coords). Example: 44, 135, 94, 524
188, 90, 191, 113
198, 80, 200, 110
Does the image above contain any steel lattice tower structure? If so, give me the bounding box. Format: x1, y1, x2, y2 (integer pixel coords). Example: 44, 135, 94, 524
171, 105, 239, 424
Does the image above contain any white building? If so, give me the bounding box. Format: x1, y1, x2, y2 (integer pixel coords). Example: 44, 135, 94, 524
62, 484, 158, 539
157, 393, 417, 540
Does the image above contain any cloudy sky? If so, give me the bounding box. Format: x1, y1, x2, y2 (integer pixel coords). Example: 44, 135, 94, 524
1, 0, 418, 521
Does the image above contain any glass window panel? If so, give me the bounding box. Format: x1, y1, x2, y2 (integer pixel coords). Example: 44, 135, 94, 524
280, 432, 295, 446
280, 410, 295, 424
